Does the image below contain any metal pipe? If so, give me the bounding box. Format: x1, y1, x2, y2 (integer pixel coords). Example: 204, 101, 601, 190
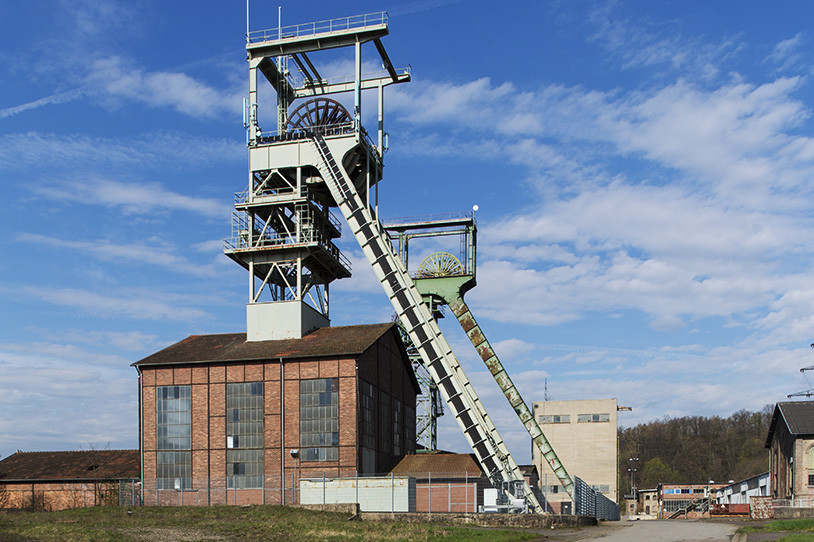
136, 366, 144, 506
280, 357, 285, 504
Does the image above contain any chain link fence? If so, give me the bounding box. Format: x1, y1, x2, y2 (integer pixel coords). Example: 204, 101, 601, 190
133, 472, 617, 519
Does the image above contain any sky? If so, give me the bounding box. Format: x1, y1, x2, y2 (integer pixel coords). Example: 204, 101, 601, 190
2, 0, 814, 466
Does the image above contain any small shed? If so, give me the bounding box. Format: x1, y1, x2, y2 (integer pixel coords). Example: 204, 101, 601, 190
389, 452, 485, 513
0, 450, 140, 510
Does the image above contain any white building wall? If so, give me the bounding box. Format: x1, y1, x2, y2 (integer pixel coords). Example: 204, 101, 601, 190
714, 472, 770, 505
531, 398, 618, 504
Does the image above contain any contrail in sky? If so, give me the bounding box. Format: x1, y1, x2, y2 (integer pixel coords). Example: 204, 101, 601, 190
0, 88, 87, 119
389, 0, 468, 17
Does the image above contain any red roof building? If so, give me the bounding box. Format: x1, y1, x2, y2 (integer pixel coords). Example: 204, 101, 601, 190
0, 450, 139, 510
133, 322, 419, 506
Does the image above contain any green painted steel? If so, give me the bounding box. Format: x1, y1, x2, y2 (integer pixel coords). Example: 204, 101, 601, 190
446, 295, 574, 499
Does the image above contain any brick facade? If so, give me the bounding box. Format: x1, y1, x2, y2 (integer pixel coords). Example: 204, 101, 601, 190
0, 450, 139, 511
135, 323, 418, 505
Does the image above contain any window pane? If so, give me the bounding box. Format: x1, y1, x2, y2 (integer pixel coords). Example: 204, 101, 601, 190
300, 378, 339, 462
226, 382, 264, 488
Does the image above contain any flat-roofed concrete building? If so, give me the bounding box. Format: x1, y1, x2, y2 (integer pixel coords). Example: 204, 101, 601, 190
531, 398, 618, 511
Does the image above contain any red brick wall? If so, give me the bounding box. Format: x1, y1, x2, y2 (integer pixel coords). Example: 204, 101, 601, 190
415, 480, 478, 512
356, 329, 418, 474
1, 480, 126, 510
138, 328, 417, 505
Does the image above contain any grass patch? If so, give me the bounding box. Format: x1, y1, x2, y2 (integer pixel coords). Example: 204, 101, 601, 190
739, 519, 814, 534
0, 506, 542, 542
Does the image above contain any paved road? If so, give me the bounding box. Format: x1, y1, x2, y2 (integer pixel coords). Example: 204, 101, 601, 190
551, 519, 739, 542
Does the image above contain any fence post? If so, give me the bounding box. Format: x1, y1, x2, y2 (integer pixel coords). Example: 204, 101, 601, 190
355, 470, 359, 508
428, 472, 431, 514
465, 473, 469, 513
262, 476, 265, 505
448, 482, 451, 512
292, 472, 295, 504
391, 472, 394, 513
323, 472, 326, 505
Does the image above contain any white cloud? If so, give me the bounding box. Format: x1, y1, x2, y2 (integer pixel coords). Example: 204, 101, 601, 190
32, 177, 230, 218
85, 56, 242, 118
22, 287, 213, 322
764, 33, 805, 73
19, 234, 221, 278
0, 131, 243, 171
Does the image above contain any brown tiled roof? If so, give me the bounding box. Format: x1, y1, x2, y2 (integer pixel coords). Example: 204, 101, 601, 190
133, 323, 395, 366
0, 450, 139, 482
766, 401, 814, 447
389, 453, 483, 477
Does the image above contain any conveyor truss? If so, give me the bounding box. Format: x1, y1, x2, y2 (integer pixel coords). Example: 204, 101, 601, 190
239, 11, 574, 512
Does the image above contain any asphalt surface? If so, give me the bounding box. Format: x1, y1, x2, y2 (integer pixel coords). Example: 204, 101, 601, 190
543, 519, 740, 541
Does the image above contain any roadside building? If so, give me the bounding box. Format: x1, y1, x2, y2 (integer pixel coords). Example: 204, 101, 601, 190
632, 488, 659, 517
710, 472, 769, 516
0, 450, 139, 510
389, 452, 484, 512
531, 398, 618, 513
765, 401, 814, 501
659, 483, 725, 519
133, 322, 419, 506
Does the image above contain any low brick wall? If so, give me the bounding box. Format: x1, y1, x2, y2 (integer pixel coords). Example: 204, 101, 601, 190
359, 512, 596, 529
296, 503, 360, 515
773, 507, 814, 519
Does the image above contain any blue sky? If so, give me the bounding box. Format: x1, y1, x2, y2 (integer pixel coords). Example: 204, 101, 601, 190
2, 0, 814, 465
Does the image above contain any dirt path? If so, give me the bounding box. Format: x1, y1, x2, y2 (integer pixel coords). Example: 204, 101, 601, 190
543, 519, 738, 542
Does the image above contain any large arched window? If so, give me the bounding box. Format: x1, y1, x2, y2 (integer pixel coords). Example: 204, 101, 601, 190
808, 445, 814, 487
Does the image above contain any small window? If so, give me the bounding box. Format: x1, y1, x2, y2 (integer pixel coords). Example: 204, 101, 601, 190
538, 414, 570, 424
577, 413, 610, 423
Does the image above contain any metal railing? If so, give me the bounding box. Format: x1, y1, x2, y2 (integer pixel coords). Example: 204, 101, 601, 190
774, 497, 814, 508
573, 476, 619, 521
257, 121, 355, 144
132, 472, 534, 514
247, 12, 388, 44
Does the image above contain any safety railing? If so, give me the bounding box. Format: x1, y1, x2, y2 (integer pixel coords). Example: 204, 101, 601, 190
247, 12, 388, 44
774, 497, 814, 508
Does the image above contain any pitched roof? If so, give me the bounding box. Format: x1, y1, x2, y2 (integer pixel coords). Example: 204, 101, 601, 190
0, 450, 139, 482
765, 401, 814, 448
133, 323, 396, 367
389, 453, 483, 478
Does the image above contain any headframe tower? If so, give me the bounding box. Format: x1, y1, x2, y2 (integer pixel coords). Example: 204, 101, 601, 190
225, 12, 556, 512
225, 13, 408, 340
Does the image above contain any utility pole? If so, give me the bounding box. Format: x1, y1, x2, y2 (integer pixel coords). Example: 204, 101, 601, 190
628, 457, 639, 515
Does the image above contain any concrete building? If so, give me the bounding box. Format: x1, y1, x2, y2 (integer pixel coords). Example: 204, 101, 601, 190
0, 450, 139, 510
531, 398, 618, 512
765, 401, 814, 501
133, 323, 419, 506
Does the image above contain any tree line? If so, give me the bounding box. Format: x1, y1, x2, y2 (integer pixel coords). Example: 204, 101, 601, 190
617, 405, 774, 496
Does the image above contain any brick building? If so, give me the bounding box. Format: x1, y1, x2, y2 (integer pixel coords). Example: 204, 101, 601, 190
0, 450, 139, 510
389, 452, 484, 512
765, 401, 814, 500
133, 322, 419, 505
